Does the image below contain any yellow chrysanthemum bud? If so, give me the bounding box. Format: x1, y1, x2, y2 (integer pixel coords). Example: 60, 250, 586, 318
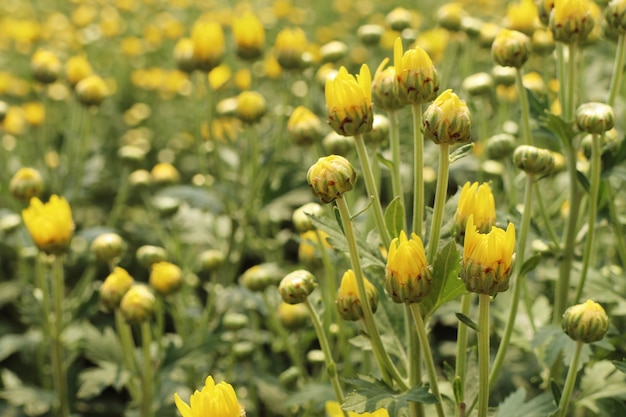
371, 61, 405, 111
386, 7, 412, 31
198, 249, 225, 273
550, 0, 594, 44
562, 299, 609, 343
99, 267, 134, 311
31, 49, 61, 84
173, 37, 196, 73
174, 376, 244, 417
537, 0, 555, 27
322, 132, 354, 157
149, 261, 183, 295
531, 28, 555, 55
22, 195, 74, 255
292, 202, 324, 233
513, 145, 556, 176
278, 269, 317, 304
65, 55, 93, 88
320, 41, 348, 63
10, 167, 44, 202
75, 75, 108, 107
120, 284, 156, 323
605, 0, 626, 34
436, 3, 467, 32
191, 21, 225, 72
236, 91, 266, 124
277, 301, 309, 330
151, 162, 180, 185
336, 269, 379, 321
129, 169, 152, 188
136, 245, 168, 269
506, 0, 539, 35
455, 182, 496, 238
575, 102, 615, 134
423, 89, 472, 145
385, 231, 432, 304
325, 65, 373, 137
461, 215, 516, 296
491, 29, 532, 68
274, 27, 307, 70
91, 232, 127, 264
484, 133, 517, 160
394, 38, 440, 105
241, 263, 282, 292
287, 106, 323, 146
232, 12, 265, 61
307, 155, 357, 204
357, 24, 384, 46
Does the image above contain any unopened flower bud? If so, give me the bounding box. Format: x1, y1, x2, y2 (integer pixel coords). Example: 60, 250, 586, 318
278, 269, 317, 304
173, 37, 196, 73
423, 89, 472, 145
492, 65, 517, 86
75, 75, 108, 107
232, 341, 255, 360
100, 266, 134, 310
292, 202, 324, 233
562, 299, 609, 343
198, 249, 225, 272
136, 245, 168, 268
65, 55, 93, 88
223, 312, 249, 331
322, 132, 354, 156
394, 38, 440, 105
149, 261, 183, 295
371, 64, 405, 111
307, 155, 356, 204
191, 21, 225, 72
357, 24, 384, 45
537, 0, 555, 27
129, 169, 152, 188
152, 196, 180, 217
91, 232, 127, 264
287, 106, 323, 146
605, 0, 626, 34
320, 41, 348, 63
232, 12, 265, 61
336, 269, 379, 321
436, 3, 467, 32
462, 72, 494, 97
31, 49, 61, 84
484, 133, 517, 160
531, 29, 555, 55
274, 27, 307, 70
581, 129, 621, 160
277, 301, 309, 330
120, 284, 156, 323
362, 114, 390, 148
550, 0, 595, 44
575, 102, 615, 134
491, 29, 531, 68
298, 230, 331, 268
385, 231, 432, 304
0, 214, 21, 235
118, 145, 147, 164
279, 366, 302, 387
241, 263, 282, 292
513, 145, 556, 176
151, 162, 180, 185
10, 167, 44, 202
479, 22, 501, 48
386, 7, 412, 31
326, 65, 374, 137
236, 91, 266, 124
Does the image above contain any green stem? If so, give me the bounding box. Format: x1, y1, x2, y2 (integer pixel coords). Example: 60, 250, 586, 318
605, 181, 626, 267
608, 33, 626, 107
515, 68, 533, 146
565, 43, 577, 121
316, 229, 337, 334
409, 303, 445, 417
557, 341, 584, 417
303, 298, 347, 417
405, 304, 424, 417
427, 143, 450, 264
477, 294, 491, 417
335, 196, 408, 390
455, 293, 472, 417
556, 43, 567, 119
52, 256, 70, 417
574, 133, 602, 303
412, 104, 424, 237
106, 166, 130, 228
353, 134, 392, 248
534, 183, 560, 249
115, 310, 141, 400
194, 71, 209, 177
141, 321, 153, 417
388, 109, 405, 229
35, 254, 52, 390
71, 107, 92, 202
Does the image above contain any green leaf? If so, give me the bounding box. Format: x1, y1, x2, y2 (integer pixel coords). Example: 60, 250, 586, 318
540, 112, 576, 146
455, 312, 479, 332
550, 380, 561, 405
613, 360, 626, 374
449, 143, 474, 163
384, 196, 405, 240
83, 326, 124, 365
576, 169, 590, 193
0, 331, 40, 362
578, 360, 626, 412
519, 254, 541, 278
601, 134, 626, 176
77, 362, 130, 399
0, 369, 54, 416
420, 241, 465, 318
494, 388, 556, 417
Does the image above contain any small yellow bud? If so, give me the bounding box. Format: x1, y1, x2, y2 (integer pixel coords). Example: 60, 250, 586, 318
22, 195, 74, 255
120, 284, 156, 323
575, 102, 615, 134
31, 49, 61, 84
149, 261, 183, 295
10, 167, 44, 202
129, 169, 152, 188
423, 89, 472, 145
336, 269, 379, 321
65, 55, 93, 88
386, 7, 412, 31
236, 91, 266, 124
506, 0, 539, 35
232, 12, 265, 61
325, 65, 373, 137
99, 267, 134, 310
550, 0, 595, 44
394, 38, 440, 105
436, 3, 467, 32
513, 145, 556, 176
150, 162, 180, 185
198, 249, 225, 272
455, 182, 496, 237
274, 27, 307, 70
287, 106, 323, 146
357, 24, 384, 46
385, 231, 432, 304
191, 20, 225, 72
91, 232, 127, 264
278, 269, 317, 304
75, 75, 108, 107
531, 29, 555, 55
307, 155, 357, 204
292, 202, 324, 234
320, 41, 348, 63
562, 299, 609, 343
173, 37, 196, 73
491, 29, 532, 68
277, 301, 309, 330
136, 245, 168, 269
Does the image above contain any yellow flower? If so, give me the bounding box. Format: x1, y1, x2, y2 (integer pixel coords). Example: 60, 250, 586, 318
191, 20, 225, 71
385, 231, 431, 304
423, 89, 472, 145
173, 38, 196, 73
506, 0, 539, 34
65, 55, 93, 88
100, 267, 134, 310
551, 0, 594, 43
22, 195, 74, 255
23, 102, 45, 126
462, 215, 515, 295
393, 37, 439, 105
232, 12, 265, 61
287, 105, 323, 146
149, 261, 183, 296
491, 29, 531, 68
325, 65, 373, 137
274, 27, 307, 70
235, 91, 266, 124
455, 182, 496, 235
31, 49, 61, 84
562, 299, 609, 343
298, 229, 331, 267
120, 284, 156, 323
174, 375, 243, 417
326, 401, 390, 417
336, 269, 379, 321
75, 75, 109, 107
307, 155, 357, 204
208, 64, 232, 91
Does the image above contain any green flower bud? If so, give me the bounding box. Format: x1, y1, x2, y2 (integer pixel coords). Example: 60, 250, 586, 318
386, 7, 412, 31
136, 245, 168, 269
292, 202, 324, 234
550, 0, 595, 44
287, 106, 324, 146
278, 366, 302, 387
462, 72, 494, 97
605, 0, 626, 34
129, 169, 152, 188
198, 249, 226, 272
484, 133, 516, 160
277, 301, 309, 330
461, 16, 484, 38
322, 132, 354, 157
436, 3, 467, 32
357, 24, 384, 46
232, 341, 255, 360
9, 167, 44, 202
362, 114, 390, 149
581, 129, 621, 160
91, 232, 127, 264
394, 38, 440, 105
306, 155, 356, 204
562, 299, 609, 343
149, 261, 183, 296
152, 196, 181, 217
278, 269, 317, 304
99, 267, 134, 311
423, 89, 472, 145
119, 284, 156, 323
492, 65, 517, 86
223, 312, 249, 331
372, 64, 405, 111
575, 102, 615, 134
491, 29, 531, 68
513, 145, 555, 176
241, 263, 282, 292
336, 269, 379, 321
320, 41, 348, 63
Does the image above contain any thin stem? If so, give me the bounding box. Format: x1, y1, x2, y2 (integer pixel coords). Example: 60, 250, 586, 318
574, 133, 601, 303
405, 304, 424, 417
477, 294, 491, 417
388, 109, 405, 230
71, 107, 92, 202
605, 181, 626, 267
51, 256, 70, 417
515, 68, 533, 146
335, 196, 408, 390
412, 104, 424, 237
409, 303, 446, 417
106, 166, 130, 228
115, 310, 141, 400
455, 293, 472, 417
556, 43, 567, 118
534, 183, 560, 249
35, 254, 52, 390
557, 341, 584, 417
194, 71, 209, 177
316, 228, 337, 333
427, 143, 450, 264
565, 43, 577, 121
303, 298, 346, 416
141, 321, 153, 417
608, 33, 626, 107
353, 133, 392, 248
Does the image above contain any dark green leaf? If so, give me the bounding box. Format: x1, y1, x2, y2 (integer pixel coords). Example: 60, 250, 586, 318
519, 254, 542, 278
576, 170, 590, 193
550, 380, 561, 405
0, 370, 54, 416
455, 312, 479, 332
540, 112, 576, 147
613, 360, 626, 374
420, 241, 465, 318
384, 196, 405, 240
495, 388, 557, 417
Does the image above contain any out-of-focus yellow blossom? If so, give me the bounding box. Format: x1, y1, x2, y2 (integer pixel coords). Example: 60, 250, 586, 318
491, 29, 531, 68
149, 261, 183, 296
121, 36, 145, 57
115, 0, 137, 12
415, 28, 449, 63
236, 91, 266, 124
326, 401, 390, 417
2, 19, 41, 52
2, 106, 26, 135
506, 0, 539, 34
336, 269, 379, 321
436, 2, 468, 32
523, 71, 547, 96
72, 4, 97, 28
262, 54, 282, 79
173, 38, 195, 73
496, 84, 518, 103
120, 284, 156, 323
143, 24, 163, 49
157, 12, 185, 39
174, 375, 244, 417
65, 55, 93, 88
100, 7, 125, 38
9, 167, 44, 202
537, 0, 555, 26
273, 0, 294, 19
274, 27, 307, 70
277, 301, 309, 330
100, 267, 134, 310
297, 229, 331, 266
208, 65, 231, 91
162, 71, 191, 98
462, 214, 516, 295
385, 231, 432, 304
455, 182, 496, 236
232, 12, 265, 61
76, 74, 108, 107
22, 195, 74, 255
478, 22, 501, 48
22, 102, 45, 127
191, 20, 225, 72
31, 49, 62, 84
287, 105, 324, 146
0, 73, 30, 96
205, 117, 242, 142
394, 37, 440, 105
234, 69, 251, 91
151, 162, 181, 185
325, 65, 373, 137
550, 0, 594, 43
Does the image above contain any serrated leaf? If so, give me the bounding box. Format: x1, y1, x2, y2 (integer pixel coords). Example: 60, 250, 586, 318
578, 360, 626, 411
420, 241, 465, 318
0, 332, 40, 362
77, 362, 130, 399
83, 326, 125, 365
540, 113, 576, 146
495, 388, 556, 417
0, 370, 54, 416
384, 196, 405, 240
455, 312, 479, 332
